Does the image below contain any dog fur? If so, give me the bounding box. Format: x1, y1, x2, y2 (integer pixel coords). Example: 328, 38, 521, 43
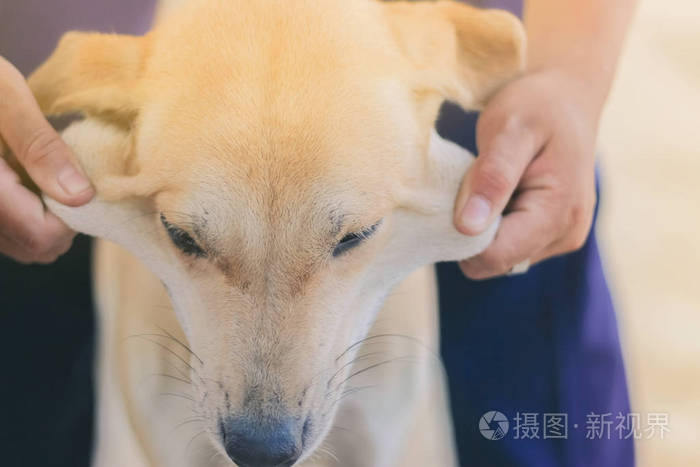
8, 1, 525, 465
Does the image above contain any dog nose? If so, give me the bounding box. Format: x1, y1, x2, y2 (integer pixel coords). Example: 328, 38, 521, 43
221, 416, 301, 467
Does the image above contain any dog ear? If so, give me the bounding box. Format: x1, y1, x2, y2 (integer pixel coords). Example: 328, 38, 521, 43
371, 131, 499, 289
59, 119, 156, 200
28, 32, 149, 126
383, 0, 525, 111
44, 119, 157, 238
390, 130, 499, 270
28, 33, 157, 201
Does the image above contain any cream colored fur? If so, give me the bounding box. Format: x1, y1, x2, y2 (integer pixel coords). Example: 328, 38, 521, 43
12, 1, 525, 465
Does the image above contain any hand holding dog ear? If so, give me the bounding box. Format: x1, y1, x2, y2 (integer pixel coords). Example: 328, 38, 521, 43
454, 68, 599, 279
0, 56, 94, 263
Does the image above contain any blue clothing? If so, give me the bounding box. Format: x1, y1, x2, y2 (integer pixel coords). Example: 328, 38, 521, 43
436, 103, 634, 467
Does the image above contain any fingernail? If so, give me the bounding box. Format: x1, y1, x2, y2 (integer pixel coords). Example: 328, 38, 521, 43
460, 194, 491, 232
58, 166, 93, 196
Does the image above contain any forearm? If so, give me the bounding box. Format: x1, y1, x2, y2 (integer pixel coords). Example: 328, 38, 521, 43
523, 0, 637, 114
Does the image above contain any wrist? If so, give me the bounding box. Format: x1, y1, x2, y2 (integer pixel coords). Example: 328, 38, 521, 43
527, 64, 610, 121
523, 0, 637, 118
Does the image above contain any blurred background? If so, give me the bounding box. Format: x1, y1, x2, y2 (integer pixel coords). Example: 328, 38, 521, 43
597, 0, 700, 465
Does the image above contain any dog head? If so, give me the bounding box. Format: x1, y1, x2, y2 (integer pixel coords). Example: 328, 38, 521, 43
30, 0, 524, 465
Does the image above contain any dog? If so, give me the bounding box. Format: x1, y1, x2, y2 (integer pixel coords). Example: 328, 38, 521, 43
9, 0, 524, 465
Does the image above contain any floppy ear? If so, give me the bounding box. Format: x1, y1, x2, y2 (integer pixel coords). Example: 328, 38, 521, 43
367, 131, 498, 291
28, 31, 149, 126
28, 32, 156, 201
391, 130, 499, 267
383, 0, 525, 111
44, 120, 157, 238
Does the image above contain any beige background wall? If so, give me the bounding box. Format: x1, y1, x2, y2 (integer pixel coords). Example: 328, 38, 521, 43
597, 0, 700, 465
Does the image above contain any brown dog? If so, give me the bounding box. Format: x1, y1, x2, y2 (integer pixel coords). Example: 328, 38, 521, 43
10, 1, 524, 465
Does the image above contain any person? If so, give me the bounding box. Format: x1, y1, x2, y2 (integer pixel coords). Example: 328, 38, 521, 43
0, 0, 636, 466
437, 1, 637, 466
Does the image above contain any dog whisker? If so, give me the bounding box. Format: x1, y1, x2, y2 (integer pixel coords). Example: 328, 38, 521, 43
141, 372, 193, 386
317, 445, 340, 464
333, 385, 376, 404
208, 449, 226, 466
159, 392, 196, 402
325, 351, 385, 388
317, 355, 425, 424
328, 424, 362, 442
170, 416, 206, 433
322, 385, 376, 418
327, 355, 423, 398
129, 330, 204, 368
334, 333, 433, 363
155, 324, 205, 365
185, 430, 208, 457
127, 335, 204, 383
307, 362, 339, 387
331, 424, 355, 434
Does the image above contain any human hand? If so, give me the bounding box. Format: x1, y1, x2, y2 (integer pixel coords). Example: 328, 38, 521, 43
453, 68, 601, 279
0, 56, 94, 264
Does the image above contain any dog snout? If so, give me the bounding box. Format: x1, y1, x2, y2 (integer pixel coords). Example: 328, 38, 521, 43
220, 415, 302, 467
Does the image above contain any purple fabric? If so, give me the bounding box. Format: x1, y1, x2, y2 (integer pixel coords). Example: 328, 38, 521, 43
479, 0, 523, 16
0, 0, 156, 76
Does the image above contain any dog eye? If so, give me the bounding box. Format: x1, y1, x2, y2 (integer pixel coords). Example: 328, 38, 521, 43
160, 214, 207, 258
332, 220, 382, 257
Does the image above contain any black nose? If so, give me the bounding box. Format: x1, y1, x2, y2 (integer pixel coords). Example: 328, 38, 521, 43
221, 416, 301, 467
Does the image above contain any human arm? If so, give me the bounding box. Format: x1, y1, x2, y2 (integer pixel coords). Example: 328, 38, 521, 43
453, 0, 637, 278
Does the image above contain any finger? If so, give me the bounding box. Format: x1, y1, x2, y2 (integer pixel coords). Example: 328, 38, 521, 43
0, 229, 73, 264
459, 189, 564, 280
454, 112, 547, 236
528, 209, 594, 265
0, 57, 94, 206
0, 231, 35, 263
0, 158, 76, 258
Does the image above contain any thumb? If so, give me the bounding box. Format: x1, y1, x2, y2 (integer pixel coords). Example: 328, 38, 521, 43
0, 57, 94, 207
454, 115, 544, 235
